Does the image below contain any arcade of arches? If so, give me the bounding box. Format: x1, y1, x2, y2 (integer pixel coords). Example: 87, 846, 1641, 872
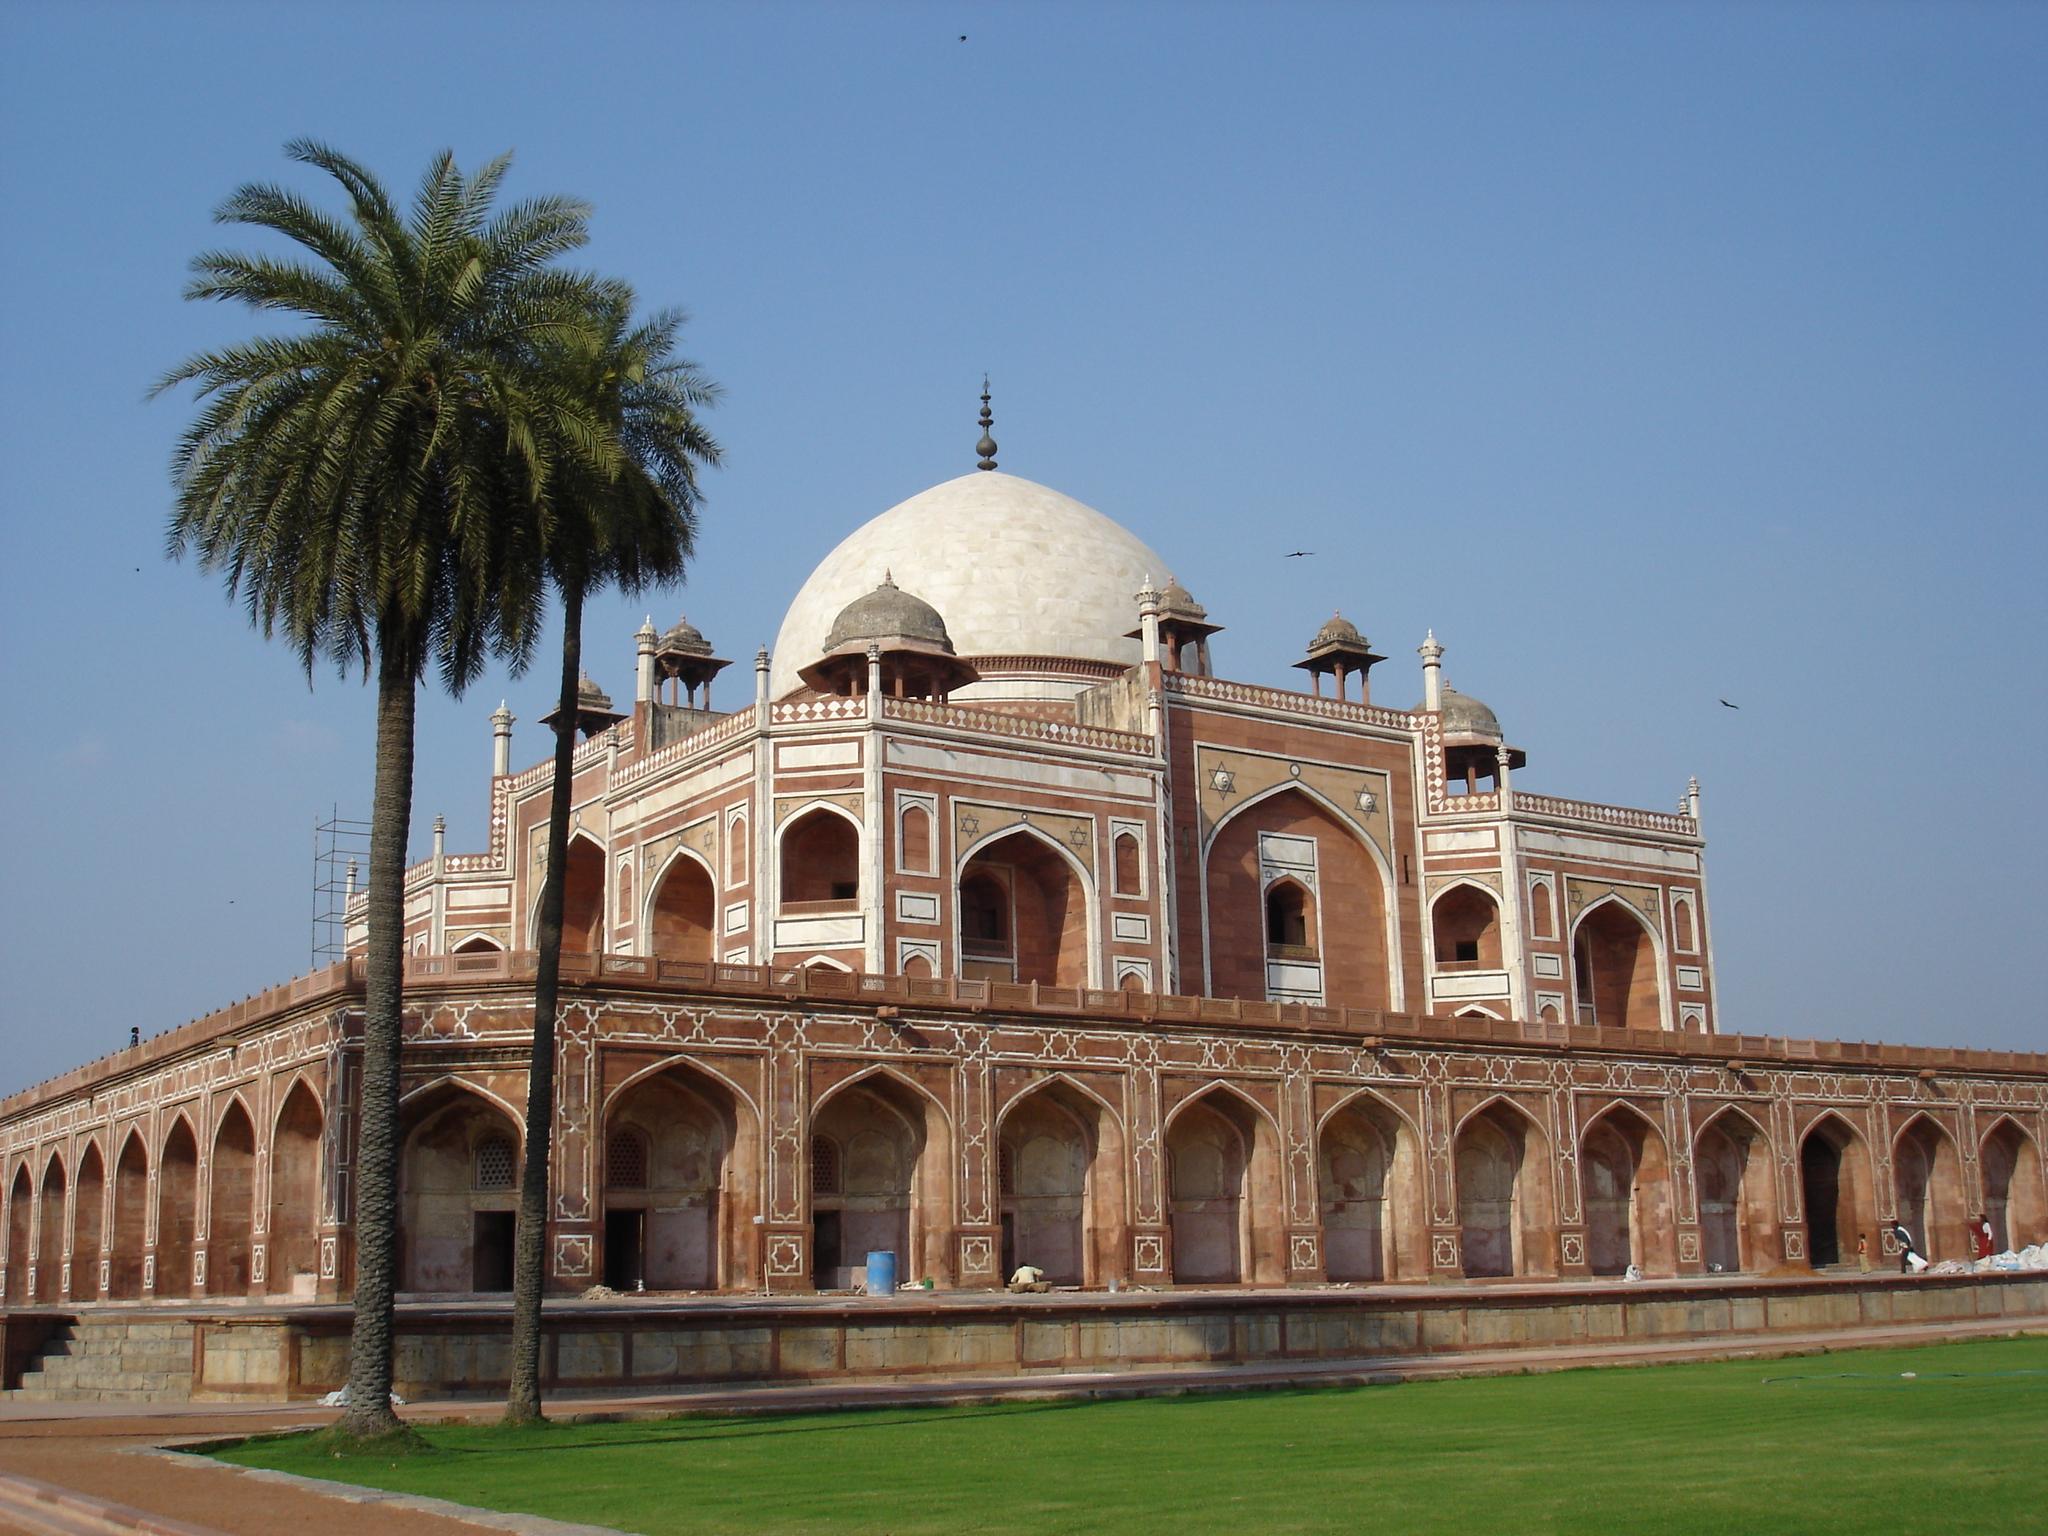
6, 1064, 2046, 1302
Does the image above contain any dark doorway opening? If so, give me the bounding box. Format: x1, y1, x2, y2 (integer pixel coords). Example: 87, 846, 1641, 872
1000, 1212, 1016, 1279
1802, 1136, 1842, 1266
604, 1209, 645, 1290
472, 1211, 516, 1292
811, 1210, 842, 1288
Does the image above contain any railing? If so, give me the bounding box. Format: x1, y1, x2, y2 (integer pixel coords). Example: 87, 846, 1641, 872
771, 696, 867, 724
1163, 672, 1416, 733
881, 696, 1153, 755
1512, 792, 1698, 838
12, 945, 2042, 1131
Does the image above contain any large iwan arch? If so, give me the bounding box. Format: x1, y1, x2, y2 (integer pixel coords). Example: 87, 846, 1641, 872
1202, 783, 1400, 1011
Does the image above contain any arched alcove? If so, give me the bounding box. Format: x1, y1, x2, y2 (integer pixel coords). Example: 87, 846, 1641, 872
1572, 900, 1663, 1031
1432, 884, 1502, 969
35, 1155, 66, 1302
4, 1164, 32, 1304
156, 1117, 199, 1297
998, 1079, 1126, 1286
1265, 879, 1315, 952
560, 837, 608, 954
398, 1086, 522, 1293
108, 1132, 149, 1299
1981, 1119, 2046, 1252
1694, 1108, 1774, 1274
1165, 1089, 1284, 1285
268, 1082, 325, 1296
601, 1063, 756, 1291
1799, 1114, 1873, 1269
1454, 1101, 1556, 1278
647, 853, 717, 964
1579, 1106, 1676, 1277
957, 830, 1091, 987
1113, 832, 1142, 896
207, 1101, 256, 1296
781, 808, 861, 909
1893, 1116, 1964, 1261
809, 1072, 953, 1288
900, 803, 933, 874
1319, 1094, 1425, 1281
73, 1142, 106, 1300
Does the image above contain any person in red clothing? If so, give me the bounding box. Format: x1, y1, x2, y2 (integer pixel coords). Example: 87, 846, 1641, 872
1973, 1214, 1996, 1260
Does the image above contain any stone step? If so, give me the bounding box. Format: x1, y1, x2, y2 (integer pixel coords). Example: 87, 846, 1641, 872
25, 1355, 192, 1380
14, 1374, 188, 1399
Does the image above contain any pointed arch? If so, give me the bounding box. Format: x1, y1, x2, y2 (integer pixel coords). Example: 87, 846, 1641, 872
954, 822, 1100, 989
1979, 1115, 2046, 1252
107, 1126, 149, 1299
268, 1077, 325, 1296
1203, 780, 1402, 1011
601, 1055, 760, 1291
808, 1063, 955, 1289
73, 1139, 107, 1301
643, 843, 719, 964
1578, 1101, 1676, 1276
1693, 1103, 1775, 1274
1798, 1111, 1875, 1269
1431, 879, 1504, 971
1163, 1083, 1286, 1285
995, 1074, 1127, 1286
35, 1150, 67, 1302
1569, 894, 1668, 1032
399, 1078, 525, 1293
156, 1112, 200, 1297
559, 831, 609, 955
4, 1162, 32, 1306
1891, 1112, 1965, 1261
1453, 1094, 1556, 1278
1317, 1087, 1426, 1281
777, 801, 865, 910
207, 1097, 257, 1296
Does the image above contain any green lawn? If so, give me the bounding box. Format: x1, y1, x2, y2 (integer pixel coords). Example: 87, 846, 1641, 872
209, 1336, 2048, 1535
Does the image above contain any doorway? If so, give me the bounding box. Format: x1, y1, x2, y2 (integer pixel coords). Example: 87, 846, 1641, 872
472, 1211, 515, 1292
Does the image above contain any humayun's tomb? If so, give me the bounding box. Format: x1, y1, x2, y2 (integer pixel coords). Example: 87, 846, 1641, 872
4, 415, 2045, 1400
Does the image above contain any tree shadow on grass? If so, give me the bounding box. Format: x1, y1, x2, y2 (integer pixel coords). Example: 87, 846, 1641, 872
439, 1386, 1346, 1457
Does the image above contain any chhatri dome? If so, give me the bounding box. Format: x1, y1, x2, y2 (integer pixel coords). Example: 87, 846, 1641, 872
770, 389, 1170, 701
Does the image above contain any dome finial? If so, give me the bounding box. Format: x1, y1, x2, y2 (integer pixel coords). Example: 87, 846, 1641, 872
975, 375, 998, 471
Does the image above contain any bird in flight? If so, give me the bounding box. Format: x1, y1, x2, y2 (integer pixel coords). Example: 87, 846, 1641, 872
1284, 550, 1315, 558
1719, 698, 1740, 710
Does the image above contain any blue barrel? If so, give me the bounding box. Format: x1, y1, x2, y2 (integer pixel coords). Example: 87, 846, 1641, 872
865, 1249, 898, 1295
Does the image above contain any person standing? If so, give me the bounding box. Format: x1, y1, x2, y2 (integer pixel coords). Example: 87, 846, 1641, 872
1974, 1214, 1996, 1261
1856, 1232, 1872, 1272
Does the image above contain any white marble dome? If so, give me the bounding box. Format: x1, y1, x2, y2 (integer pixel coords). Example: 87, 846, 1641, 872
770, 472, 1172, 700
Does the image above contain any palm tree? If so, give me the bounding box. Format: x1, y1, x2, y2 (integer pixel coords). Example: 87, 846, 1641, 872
505, 291, 721, 1422
160, 141, 613, 1441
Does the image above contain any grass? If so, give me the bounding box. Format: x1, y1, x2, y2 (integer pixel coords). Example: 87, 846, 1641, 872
208, 1335, 2048, 1535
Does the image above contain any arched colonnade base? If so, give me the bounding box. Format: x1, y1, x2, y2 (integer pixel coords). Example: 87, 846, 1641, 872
11, 1034, 2044, 1304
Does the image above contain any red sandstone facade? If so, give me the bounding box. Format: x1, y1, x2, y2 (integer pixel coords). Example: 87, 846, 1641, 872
4, 468, 2045, 1309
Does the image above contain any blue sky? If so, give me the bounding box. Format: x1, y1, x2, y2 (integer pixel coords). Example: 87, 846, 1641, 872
1, 1, 2042, 1094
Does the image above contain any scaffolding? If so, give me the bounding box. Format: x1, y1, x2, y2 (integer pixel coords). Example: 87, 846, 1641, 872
312, 806, 373, 968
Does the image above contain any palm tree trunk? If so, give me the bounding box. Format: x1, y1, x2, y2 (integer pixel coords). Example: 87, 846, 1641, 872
340, 634, 416, 1438
506, 585, 584, 1421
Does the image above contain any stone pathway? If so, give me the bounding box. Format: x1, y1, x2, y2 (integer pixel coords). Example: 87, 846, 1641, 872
0, 1315, 2036, 1536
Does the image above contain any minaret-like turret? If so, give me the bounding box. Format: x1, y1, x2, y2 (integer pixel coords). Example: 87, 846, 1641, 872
1418, 630, 1444, 713
491, 701, 514, 777
635, 616, 658, 704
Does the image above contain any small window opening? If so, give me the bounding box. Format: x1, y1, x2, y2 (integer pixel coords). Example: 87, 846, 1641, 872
474, 1135, 516, 1192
